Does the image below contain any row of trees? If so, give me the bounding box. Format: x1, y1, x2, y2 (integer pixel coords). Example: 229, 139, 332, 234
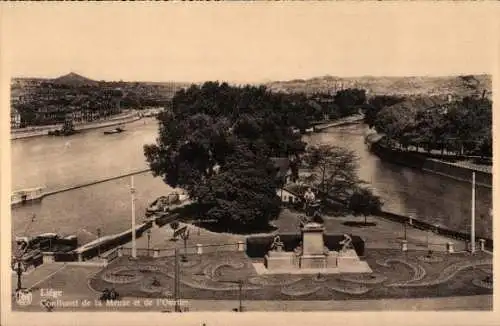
145, 82, 379, 231
367, 95, 492, 157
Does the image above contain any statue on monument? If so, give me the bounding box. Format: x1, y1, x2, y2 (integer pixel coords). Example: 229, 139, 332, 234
303, 188, 321, 219
270, 235, 284, 252
339, 234, 353, 252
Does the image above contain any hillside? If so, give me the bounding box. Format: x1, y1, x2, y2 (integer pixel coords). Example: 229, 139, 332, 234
51, 72, 99, 86
266, 75, 492, 98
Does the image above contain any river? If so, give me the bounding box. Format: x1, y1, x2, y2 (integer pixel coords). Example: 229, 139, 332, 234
11, 119, 492, 244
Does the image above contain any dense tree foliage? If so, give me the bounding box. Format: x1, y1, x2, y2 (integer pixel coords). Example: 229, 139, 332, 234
145, 82, 320, 230
364, 95, 405, 128
372, 96, 492, 157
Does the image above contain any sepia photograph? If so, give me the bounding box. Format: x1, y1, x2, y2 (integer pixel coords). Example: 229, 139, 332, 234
1, 2, 498, 326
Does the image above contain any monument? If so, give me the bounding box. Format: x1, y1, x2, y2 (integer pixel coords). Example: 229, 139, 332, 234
258, 188, 371, 274
261, 222, 372, 274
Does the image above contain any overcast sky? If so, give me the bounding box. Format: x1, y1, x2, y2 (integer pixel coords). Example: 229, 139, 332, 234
1, 3, 497, 83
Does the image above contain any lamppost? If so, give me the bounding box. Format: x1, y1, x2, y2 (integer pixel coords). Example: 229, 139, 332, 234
11, 256, 27, 292
97, 228, 102, 258
402, 220, 408, 241
147, 229, 152, 256
238, 280, 243, 312
12, 213, 36, 293
180, 228, 190, 262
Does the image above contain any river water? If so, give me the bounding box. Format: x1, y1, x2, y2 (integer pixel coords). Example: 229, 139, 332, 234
11, 119, 492, 244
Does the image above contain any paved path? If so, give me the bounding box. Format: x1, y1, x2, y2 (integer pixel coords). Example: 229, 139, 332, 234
276, 210, 467, 252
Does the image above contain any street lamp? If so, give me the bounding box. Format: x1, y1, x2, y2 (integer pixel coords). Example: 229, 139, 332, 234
97, 228, 102, 258
12, 213, 36, 293
180, 228, 190, 262
238, 280, 243, 312
11, 257, 27, 292
147, 229, 152, 256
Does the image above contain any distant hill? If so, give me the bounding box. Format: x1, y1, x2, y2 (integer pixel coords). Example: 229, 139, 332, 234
51, 72, 98, 86
266, 75, 492, 98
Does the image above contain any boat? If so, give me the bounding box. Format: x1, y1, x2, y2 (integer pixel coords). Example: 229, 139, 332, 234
145, 191, 190, 217
11, 187, 44, 207
48, 120, 78, 136
103, 126, 125, 135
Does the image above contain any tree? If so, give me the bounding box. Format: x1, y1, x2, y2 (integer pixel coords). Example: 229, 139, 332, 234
144, 82, 307, 231
365, 95, 405, 128
334, 88, 367, 116
192, 145, 282, 230
302, 144, 360, 201
348, 187, 383, 225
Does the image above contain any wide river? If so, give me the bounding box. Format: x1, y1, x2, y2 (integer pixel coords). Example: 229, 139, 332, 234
11, 119, 492, 244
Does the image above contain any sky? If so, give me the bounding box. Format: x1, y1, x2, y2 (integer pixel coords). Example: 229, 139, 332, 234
1, 3, 498, 83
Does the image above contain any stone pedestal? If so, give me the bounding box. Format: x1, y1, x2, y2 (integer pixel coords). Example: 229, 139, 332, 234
237, 241, 245, 252
447, 242, 454, 253
42, 252, 55, 264
301, 223, 325, 256
479, 239, 486, 251
401, 240, 408, 252
264, 251, 296, 270
300, 255, 327, 269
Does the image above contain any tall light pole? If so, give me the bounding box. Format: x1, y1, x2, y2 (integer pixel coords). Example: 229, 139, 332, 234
97, 228, 102, 258
471, 171, 476, 253
174, 248, 180, 312
130, 176, 137, 259
238, 280, 243, 312
146, 229, 152, 256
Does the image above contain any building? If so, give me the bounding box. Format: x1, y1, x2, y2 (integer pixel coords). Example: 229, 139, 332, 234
10, 108, 21, 129
277, 188, 300, 204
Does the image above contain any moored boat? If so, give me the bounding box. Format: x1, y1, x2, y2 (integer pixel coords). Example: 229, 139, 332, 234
145, 191, 190, 217
11, 187, 45, 207
103, 126, 125, 135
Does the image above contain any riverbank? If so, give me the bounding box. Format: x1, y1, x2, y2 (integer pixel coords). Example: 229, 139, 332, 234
10, 111, 142, 140
365, 133, 492, 188
313, 113, 365, 131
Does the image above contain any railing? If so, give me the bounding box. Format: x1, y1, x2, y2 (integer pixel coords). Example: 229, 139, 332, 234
378, 210, 493, 251
117, 241, 246, 259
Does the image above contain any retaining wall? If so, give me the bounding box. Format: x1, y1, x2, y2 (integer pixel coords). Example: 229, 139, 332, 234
11, 112, 141, 140
368, 139, 492, 188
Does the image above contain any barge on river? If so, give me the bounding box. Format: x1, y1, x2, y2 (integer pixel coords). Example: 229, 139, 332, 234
11, 187, 45, 207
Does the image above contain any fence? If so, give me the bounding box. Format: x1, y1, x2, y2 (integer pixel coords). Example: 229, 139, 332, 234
115, 241, 246, 260
378, 210, 493, 251
71, 221, 153, 262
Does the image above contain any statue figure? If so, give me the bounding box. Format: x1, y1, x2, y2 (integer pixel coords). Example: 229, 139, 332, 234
303, 188, 317, 217
339, 234, 353, 251
304, 188, 315, 204
270, 235, 284, 252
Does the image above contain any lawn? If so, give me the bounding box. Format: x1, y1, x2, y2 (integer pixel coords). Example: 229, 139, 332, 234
88, 249, 492, 301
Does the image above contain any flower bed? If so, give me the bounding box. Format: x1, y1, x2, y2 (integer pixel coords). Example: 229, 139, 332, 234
140, 276, 173, 294
247, 275, 303, 287
340, 273, 387, 285
376, 259, 426, 286
417, 255, 444, 263
101, 267, 144, 284
281, 282, 321, 297
325, 282, 371, 295
472, 278, 493, 290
